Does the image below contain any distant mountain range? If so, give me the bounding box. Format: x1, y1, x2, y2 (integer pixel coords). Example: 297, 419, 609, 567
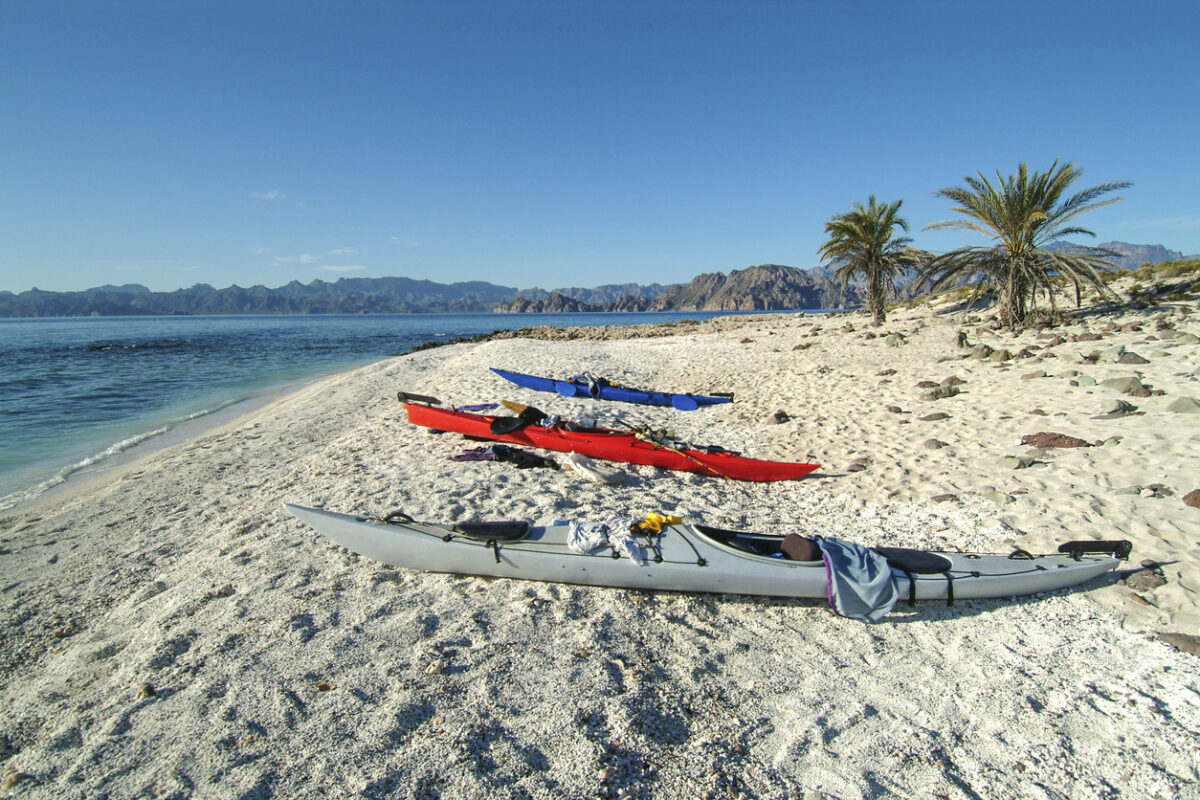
0, 241, 1192, 317
0, 277, 520, 317
495, 265, 859, 312
1045, 241, 1192, 269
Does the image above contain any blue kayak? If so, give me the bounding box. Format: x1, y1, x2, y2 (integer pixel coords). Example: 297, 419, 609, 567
490, 367, 733, 411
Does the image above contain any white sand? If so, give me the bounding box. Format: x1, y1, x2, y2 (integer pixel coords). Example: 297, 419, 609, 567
2, 297, 1199, 799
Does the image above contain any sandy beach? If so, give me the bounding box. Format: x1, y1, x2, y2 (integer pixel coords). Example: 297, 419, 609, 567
2, 293, 1199, 799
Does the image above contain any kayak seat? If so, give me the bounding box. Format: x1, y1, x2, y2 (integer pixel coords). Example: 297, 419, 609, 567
452, 521, 530, 542
872, 547, 955, 607
781, 533, 821, 561
871, 547, 952, 574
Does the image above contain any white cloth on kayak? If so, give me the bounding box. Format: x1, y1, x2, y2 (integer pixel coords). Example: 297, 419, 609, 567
567, 517, 645, 565
607, 531, 646, 565
820, 537, 899, 622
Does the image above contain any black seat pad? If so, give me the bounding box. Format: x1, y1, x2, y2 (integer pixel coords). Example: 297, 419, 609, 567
452, 521, 530, 542
872, 547, 952, 574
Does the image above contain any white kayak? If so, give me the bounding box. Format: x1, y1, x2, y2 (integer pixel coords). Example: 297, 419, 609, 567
285, 504, 1128, 604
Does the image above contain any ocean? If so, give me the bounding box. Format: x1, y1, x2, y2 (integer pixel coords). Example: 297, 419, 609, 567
0, 311, 743, 511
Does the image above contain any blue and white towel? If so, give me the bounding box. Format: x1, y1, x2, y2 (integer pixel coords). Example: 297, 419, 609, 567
821, 537, 899, 622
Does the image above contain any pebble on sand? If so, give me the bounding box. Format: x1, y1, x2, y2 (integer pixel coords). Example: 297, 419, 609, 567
1101, 376, 1146, 395
1095, 399, 1139, 419
1020, 432, 1092, 448
997, 456, 1036, 469
1, 773, 31, 791
923, 386, 960, 400
1167, 397, 1200, 414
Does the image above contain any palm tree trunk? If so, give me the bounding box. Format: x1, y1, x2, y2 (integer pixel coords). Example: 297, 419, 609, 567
1001, 269, 1019, 329
869, 268, 885, 325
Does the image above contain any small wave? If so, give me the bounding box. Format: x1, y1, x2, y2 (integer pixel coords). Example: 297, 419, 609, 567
0, 398, 243, 513
75, 338, 191, 353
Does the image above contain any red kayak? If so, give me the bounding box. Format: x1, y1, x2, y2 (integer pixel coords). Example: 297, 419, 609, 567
402, 401, 819, 482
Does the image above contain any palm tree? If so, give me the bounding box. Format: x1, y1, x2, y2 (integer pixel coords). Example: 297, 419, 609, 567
921, 161, 1131, 329
818, 196, 925, 326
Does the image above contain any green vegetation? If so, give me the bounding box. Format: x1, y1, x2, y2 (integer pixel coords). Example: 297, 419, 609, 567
1135, 258, 1200, 281
919, 161, 1132, 329
818, 196, 926, 326
1103, 259, 1200, 307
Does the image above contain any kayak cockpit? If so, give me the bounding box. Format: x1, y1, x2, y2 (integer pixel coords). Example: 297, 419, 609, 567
692, 524, 822, 561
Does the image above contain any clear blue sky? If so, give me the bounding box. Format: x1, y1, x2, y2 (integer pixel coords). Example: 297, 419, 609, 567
2, 0, 1197, 293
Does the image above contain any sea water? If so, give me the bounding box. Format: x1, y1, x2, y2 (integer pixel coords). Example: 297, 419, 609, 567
0, 311, 739, 511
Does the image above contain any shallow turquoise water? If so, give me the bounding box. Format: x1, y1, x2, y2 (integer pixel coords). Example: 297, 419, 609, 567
0, 311, 743, 509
